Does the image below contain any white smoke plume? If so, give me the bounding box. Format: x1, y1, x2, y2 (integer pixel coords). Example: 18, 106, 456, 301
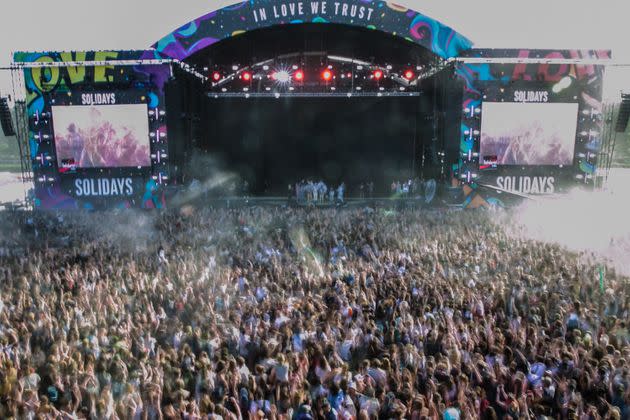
506, 180, 630, 275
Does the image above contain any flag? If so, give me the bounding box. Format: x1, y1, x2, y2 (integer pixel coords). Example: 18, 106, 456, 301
599, 266, 605, 292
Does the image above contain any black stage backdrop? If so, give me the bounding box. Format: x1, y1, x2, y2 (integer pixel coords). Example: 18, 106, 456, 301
196, 96, 426, 195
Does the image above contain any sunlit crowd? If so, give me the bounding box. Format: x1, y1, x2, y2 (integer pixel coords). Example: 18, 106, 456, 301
0, 207, 628, 419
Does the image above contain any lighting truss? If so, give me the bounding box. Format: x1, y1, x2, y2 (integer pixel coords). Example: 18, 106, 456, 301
11, 59, 175, 68
207, 91, 421, 98
202, 49, 453, 93
450, 57, 616, 66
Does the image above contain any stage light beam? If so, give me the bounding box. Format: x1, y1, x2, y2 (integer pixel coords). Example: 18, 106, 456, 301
212, 72, 221, 81
241, 72, 251, 81
322, 69, 333, 81
373, 70, 383, 80
404, 70, 414, 80
294, 70, 304, 81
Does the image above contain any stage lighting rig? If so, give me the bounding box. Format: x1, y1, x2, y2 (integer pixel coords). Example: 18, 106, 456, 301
205, 52, 434, 96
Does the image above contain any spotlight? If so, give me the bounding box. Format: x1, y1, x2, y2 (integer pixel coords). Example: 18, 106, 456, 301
373, 70, 383, 80
404, 70, 414, 80
294, 70, 304, 81
322, 69, 333, 81
241, 72, 251, 81
212, 72, 221, 82
272, 70, 291, 83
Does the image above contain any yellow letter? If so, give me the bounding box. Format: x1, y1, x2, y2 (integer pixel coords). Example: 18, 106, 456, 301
60, 52, 87, 84
93, 51, 119, 82
31, 56, 59, 92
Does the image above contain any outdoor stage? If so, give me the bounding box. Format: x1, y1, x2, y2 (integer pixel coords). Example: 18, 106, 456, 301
7, 0, 611, 210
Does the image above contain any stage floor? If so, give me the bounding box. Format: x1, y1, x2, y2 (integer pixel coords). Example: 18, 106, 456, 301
181, 196, 433, 209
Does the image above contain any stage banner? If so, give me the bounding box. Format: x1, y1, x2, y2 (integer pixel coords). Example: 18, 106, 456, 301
14, 50, 171, 209
152, 0, 473, 61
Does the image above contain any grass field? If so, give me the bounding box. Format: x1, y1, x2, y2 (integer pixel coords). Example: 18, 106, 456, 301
612, 132, 630, 167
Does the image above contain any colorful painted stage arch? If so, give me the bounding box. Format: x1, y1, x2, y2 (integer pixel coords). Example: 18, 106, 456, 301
152, 0, 474, 61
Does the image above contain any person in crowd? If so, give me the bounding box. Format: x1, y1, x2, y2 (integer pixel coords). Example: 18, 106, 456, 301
0, 207, 627, 419
317, 181, 327, 204
367, 182, 374, 199
337, 183, 345, 203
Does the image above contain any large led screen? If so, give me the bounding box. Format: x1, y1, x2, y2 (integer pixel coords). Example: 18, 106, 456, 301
52, 104, 151, 170
480, 102, 579, 166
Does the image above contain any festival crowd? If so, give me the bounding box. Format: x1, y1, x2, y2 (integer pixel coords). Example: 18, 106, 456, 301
0, 207, 628, 419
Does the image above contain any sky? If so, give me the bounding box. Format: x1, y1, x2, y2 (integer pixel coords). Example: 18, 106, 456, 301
1, 0, 630, 99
